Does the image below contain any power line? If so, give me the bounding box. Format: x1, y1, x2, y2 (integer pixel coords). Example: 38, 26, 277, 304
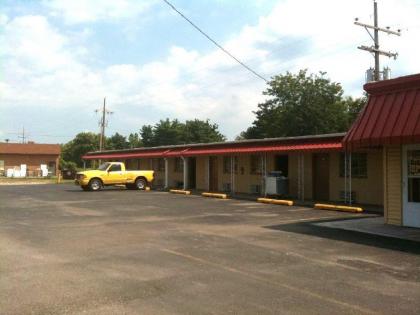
161, 0, 268, 82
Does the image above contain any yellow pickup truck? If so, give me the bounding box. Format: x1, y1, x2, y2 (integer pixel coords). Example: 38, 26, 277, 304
75, 162, 154, 191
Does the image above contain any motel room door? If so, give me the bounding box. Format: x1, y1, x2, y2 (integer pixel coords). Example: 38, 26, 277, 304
209, 156, 218, 191
313, 153, 330, 201
188, 157, 196, 189
403, 145, 420, 228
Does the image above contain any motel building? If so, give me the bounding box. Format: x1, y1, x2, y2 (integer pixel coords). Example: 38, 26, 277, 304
83, 73, 420, 228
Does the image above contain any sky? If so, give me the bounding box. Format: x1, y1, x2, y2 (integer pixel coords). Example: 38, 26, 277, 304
1, 0, 420, 144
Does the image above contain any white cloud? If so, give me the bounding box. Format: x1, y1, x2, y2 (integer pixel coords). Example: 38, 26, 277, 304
1, 0, 420, 142
43, 0, 155, 24
0, 14, 9, 25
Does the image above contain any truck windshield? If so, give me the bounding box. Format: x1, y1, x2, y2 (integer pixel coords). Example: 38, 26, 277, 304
97, 162, 111, 171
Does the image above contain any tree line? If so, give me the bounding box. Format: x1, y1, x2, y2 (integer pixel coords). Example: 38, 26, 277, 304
61, 70, 366, 170
61, 119, 225, 169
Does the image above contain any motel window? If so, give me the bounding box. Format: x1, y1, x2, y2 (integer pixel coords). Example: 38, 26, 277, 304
223, 156, 238, 174
339, 153, 367, 178
174, 157, 184, 173
156, 158, 165, 172
250, 155, 262, 175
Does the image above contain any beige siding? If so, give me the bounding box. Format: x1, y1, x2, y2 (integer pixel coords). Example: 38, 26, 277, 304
384, 145, 402, 225
328, 150, 383, 205
288, 153, 312, 199
235, 155, 265, 194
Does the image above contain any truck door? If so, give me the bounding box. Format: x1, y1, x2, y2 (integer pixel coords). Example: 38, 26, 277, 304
107, 164, 125, 184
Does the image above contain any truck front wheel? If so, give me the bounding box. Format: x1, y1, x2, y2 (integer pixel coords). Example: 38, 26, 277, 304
135, 178, 146, 190
89, 178, 102, 191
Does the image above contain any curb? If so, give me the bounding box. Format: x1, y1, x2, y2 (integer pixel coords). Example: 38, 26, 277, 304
202, 192, 228, 199
257, 198, 294, 206
314, 203, 363, 213
170, 189, 191, 195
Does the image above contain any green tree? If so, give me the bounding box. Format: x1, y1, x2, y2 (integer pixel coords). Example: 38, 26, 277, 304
241, 70, 363, 139
140, 118, 226, 147
61, 132, 99, 167
140, 125, 155, 147
343, 95, 367, 126
152, 119, 184, 146
128, 133, 142, 148
106, 132, 129, 150
59, 157, 77, 172
183, 119, 226, 143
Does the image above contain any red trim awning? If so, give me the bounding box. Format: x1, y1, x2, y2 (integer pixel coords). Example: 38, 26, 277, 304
82, 140, 342, 160
344, 73, 420, 150
82, 149, 170, 160
182, 142, 342, 156
164, 148, 190, 157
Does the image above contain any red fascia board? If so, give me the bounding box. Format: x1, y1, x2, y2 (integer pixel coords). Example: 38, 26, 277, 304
364, 73, 420, 95
183, 142, 342, 156
164, 148, 190, 157
83, 142, 342, 159
82, 150, 170, 160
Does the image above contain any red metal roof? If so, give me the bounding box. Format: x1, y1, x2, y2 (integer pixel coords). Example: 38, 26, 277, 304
344, 73, 420, 150
182, 142, 342, 156
0, 142, 61, 155
82, 137, 343, 160
82, 149, 170, 160
164, 148, 190, 157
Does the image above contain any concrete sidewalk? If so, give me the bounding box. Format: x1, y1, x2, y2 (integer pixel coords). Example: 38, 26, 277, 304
316, 216, 420, 242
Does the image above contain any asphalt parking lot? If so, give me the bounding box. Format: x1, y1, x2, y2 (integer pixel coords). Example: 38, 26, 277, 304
1, 184, 419, 315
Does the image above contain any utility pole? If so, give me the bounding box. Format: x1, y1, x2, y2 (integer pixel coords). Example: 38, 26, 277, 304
95, 97, 113, 151
18, 127, 26, 144
355, 0, 401, 81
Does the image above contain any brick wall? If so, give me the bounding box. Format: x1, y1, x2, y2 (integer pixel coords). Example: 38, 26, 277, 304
0, 154, 60, 176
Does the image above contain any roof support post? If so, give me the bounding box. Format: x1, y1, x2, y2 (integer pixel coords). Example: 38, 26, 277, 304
297, 154, 301, 201
297, 153, 305, 201
344, 151, 348, 204
83, 160, 86, 171
230, 155, 235, 196
260, 155, 264, 196
164, 158, 169, 189
261, 153, 267, 197
206, 156, 210, 191
302, 153, 305, 202
182, 157, 188, 190
349, 153, 352, 206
